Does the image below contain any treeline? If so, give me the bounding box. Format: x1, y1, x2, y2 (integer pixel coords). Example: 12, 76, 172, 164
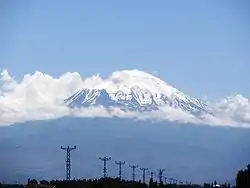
0, 178, 232, 188
236, 164, 250, 188
2, 164, 250, 188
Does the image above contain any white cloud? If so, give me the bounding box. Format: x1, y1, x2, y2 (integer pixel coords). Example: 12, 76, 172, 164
0, 69, 249, 128
0, 69, 13, 82
210, 95, 250, 128
0, 70, 83, 125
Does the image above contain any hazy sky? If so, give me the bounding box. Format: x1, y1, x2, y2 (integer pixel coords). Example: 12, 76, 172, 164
1, 0, 250, 99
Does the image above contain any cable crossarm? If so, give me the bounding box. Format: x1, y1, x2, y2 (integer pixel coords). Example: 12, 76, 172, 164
61, 145, 76, 151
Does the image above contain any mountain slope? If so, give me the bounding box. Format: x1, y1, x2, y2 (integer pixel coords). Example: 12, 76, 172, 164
65, 70, 210, 115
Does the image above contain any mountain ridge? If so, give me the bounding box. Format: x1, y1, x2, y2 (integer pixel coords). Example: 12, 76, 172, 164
65, 70, 211, 116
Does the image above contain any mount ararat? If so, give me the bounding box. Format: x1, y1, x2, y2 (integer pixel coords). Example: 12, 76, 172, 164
0, 69, 250, 127
64, 72, 210, 115
64, 69, 249, 127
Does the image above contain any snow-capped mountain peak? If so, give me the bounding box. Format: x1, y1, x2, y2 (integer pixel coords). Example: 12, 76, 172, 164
65, 69, 210, 115
79, 69, 186, 99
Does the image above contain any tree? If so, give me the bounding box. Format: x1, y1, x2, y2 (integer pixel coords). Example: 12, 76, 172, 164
40, 180, 50, 185
28, 179, 38, 185
236, 164, 250, 188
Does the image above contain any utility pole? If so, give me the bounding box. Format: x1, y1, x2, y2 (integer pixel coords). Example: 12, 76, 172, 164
157, 169, 165, 184
169, 178, 174, 184
99, 156, 111, 178
169, 178, 172, 184
140, 167, 148, 183
164, 177, 168, 184
129, 164, 138, 181
115, 160, 125, 179
149, 171, 154, 181
174, 179, 178, 184
61, 145, 76, 181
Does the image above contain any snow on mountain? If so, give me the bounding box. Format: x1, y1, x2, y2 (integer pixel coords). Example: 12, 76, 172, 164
65, 70, 210, 116
0, 69, 250, 127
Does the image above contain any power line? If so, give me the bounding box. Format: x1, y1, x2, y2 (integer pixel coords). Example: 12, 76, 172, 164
129, 164, 138, 181
99, 156, 111, 178
115, 160, 126, 179
139, 167, 148, 183
157, 169, 165, 183
61, 145, 76, 181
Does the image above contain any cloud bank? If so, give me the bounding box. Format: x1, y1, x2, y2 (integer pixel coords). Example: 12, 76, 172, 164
0, 69, 249, 128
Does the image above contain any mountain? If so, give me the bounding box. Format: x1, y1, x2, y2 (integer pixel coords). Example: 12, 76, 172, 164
65, 70, 211, 116
1, 69, 249, 127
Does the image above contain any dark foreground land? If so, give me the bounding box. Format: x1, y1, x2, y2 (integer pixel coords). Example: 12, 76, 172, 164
2, 163, 250, 188
1, 164, 249, 188
0, 164, 249, 188
0, 178, 234, 188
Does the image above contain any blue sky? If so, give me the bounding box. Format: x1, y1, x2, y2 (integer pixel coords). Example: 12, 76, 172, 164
1, 0, 250, 99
